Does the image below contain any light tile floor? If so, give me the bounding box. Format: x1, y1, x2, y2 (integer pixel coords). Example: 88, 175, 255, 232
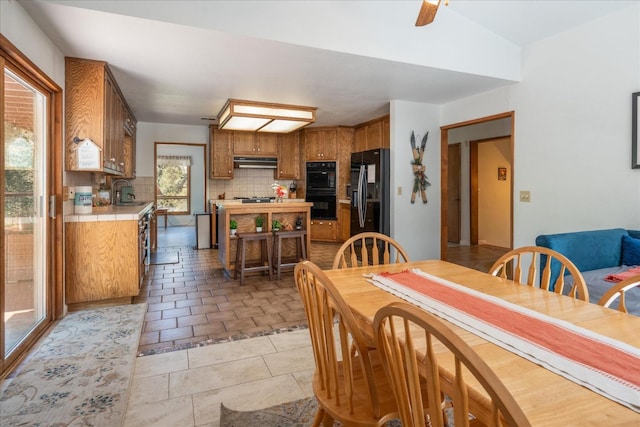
124, 227, 505, 426
124, 328, 315, 427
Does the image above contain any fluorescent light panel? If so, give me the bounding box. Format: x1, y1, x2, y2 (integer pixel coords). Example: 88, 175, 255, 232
217, 99, 316, 133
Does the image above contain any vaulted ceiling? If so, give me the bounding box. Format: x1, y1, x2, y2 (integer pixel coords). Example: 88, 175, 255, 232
18, 0, 635, 127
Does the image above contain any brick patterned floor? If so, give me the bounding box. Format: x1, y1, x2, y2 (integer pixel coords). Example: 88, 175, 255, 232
133, 226, 340, 355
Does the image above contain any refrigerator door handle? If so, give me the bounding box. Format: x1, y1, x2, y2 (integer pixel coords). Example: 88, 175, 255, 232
357, 165, 367, 228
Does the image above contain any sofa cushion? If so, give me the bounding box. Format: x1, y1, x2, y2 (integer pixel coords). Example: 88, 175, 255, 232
535, 228, 629, 273
621, 235, 640, 266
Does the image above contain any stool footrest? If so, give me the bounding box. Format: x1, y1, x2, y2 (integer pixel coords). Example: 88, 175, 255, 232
272, 229, 308, 280
234, 233, 273, 285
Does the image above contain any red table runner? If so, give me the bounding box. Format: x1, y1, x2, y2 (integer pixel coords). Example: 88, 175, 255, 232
368, 269, 640, 412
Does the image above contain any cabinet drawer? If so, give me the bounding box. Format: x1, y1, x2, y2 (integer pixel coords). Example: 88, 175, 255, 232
310, 220, 337, 241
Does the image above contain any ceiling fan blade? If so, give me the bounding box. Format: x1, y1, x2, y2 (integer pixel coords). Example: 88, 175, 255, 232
415, 0, 440, 27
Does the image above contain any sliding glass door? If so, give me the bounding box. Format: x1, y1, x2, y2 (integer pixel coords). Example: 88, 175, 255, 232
3, 67, 48, 356
1, 35, 61, 378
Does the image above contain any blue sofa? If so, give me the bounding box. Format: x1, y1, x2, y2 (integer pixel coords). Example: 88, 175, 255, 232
535, 228, 640, 315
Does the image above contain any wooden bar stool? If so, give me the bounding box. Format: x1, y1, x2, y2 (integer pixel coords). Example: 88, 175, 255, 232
234, 232, 273, 285
272, 229, 308, 280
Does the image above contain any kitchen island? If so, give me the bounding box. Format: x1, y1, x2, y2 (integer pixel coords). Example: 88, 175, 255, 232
217, 200, 312, 276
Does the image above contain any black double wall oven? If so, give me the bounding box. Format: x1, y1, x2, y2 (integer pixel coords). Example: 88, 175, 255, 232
306, 161, 337, 220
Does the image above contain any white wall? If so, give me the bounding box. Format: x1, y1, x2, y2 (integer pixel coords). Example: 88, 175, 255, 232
135, 123, 210, 226
442, 5, 640, 248
390, 100, 441, 260
0, 0, 65, 85
135, 122, 209, 177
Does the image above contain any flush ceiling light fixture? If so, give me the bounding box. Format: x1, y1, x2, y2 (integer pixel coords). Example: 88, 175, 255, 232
415, 0, 448, 27
217, 99, 317, 133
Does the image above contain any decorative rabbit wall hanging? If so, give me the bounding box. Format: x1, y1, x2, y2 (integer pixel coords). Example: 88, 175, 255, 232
410, 130, 430, 204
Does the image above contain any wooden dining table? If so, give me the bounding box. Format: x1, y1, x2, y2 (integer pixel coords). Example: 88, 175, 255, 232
323, 260, 640, 426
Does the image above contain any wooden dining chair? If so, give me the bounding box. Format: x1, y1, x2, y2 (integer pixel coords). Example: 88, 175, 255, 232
332, 232, 410, 269
294, 260, 425, 426
488, 246, 589, 301
374, 301, 531, 427
597, 275, 640, 313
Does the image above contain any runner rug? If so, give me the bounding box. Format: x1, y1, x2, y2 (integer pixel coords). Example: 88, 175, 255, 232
367, 269, 640, 412
0, 303, 146, 426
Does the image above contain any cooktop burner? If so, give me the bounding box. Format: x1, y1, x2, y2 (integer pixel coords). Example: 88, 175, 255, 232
234, 196, 275, 203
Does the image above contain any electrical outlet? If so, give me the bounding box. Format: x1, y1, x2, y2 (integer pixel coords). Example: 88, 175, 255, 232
397, 186, 402, 196
519, 191, 531, 202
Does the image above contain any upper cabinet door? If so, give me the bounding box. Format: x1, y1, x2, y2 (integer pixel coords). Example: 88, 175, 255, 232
211, 127, 234, 179
277, 133, 300, 179
352, 115, 389, 152
233, 132, 278, 156
65, 57, 134, 175
232, 131, 257, 155
305, 128, 337, 160
256, 133, 278, 156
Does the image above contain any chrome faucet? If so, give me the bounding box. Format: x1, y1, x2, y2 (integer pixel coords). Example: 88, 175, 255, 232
111, 179, 130, 205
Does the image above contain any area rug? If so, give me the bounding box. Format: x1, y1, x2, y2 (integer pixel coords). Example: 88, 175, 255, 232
220, 397, 404, 426
0, 303, 146, 426
149, 251, 179, 265
220, 396, 462, 426
220, 397, 320, 427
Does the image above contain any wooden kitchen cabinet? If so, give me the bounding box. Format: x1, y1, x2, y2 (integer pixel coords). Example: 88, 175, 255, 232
353, 115, 389, 152
65, 220, 142, 309
276, 132, 300, 179
122, 109, 137, 178
256, 133, 278, 155
65, 57, 135, 175
310, 219, 337, 242
233, 131, 277, 156
304, 128, 337, 160
338, 201, 351, 241
210, 126, 234, 179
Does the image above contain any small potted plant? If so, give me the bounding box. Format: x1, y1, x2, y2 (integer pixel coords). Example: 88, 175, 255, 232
272, 219, 282, 232
230, 219, 238, 236
255, 215, 264, 232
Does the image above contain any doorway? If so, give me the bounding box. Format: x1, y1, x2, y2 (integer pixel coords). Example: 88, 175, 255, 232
1, 36, 63, 379
440, 112, 514, 263
154, 142, 206, 248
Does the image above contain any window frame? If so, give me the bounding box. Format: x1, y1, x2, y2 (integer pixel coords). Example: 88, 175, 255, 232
155, 162, 191, 215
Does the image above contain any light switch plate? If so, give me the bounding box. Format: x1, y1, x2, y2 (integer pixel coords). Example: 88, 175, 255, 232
397, 186, 402, 196
520, 191, 531, 202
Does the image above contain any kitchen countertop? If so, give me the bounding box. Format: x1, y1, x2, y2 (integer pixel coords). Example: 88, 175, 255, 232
65, 201, 154, 222
215, 198, 306, 207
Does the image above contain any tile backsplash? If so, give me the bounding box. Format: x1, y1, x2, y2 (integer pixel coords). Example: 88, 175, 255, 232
209, 169, 298, 200
129, 169, 300, 202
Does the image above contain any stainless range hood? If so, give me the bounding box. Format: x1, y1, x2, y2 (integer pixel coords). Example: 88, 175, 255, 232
233, 157, 278, 169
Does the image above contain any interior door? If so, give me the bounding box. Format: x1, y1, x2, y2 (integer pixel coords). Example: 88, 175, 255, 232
447, 143, 461, 243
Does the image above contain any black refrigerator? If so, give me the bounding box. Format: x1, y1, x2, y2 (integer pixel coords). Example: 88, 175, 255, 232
348, 149, 390, 237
